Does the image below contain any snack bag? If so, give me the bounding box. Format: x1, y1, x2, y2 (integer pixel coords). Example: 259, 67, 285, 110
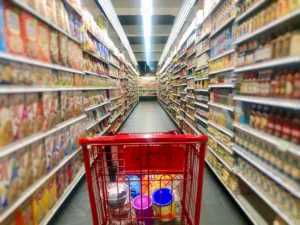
21, 12, 38, 59
16, 200, 33, 225
3, 2, 24, 55
42, 92, 53, 130
0, 94, 13, 147
32, 187, 47, 225
67, 39, 73, 67
16, 147, 33, 191
58, 33, 68, 66
56, 0, 65, 30
44, 175, 57, 209
0, 59, 12, 85
45, 134, 57, 172
31, 140, 46, 181
49, 29, 59, 64
0, 0, 6, 51
26, 93, 43, 134
37, 22, 50, 62
37, 0, 47, 18
0, 153, 22, 211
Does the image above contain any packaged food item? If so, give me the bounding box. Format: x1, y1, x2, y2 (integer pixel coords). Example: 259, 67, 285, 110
2, 213, 16, 225
37, 0, 47, 17
27, 0, 38, 11
16, 147, 33, 191
46, 0, 57, 25
31, 140, 46, 181
0, 60, 12, 84
67, 39, 73, 67
56, 167, 66, 198
42, 92, 52, 130
45, 175, 57, 209
56, 0, 65, 30
45, 134, 58, 172
10, 94, 30, 140
0, 0, 6, 51
3, 1, 24, 55
63, 7, 71, 34
32, 186, 47, 225
37, 22, 50, 62
0, 94, 13, 147
17, 200, 34, 225
58, 33, 68, 66
21, 11, 38, 59
49, 29, 59, 64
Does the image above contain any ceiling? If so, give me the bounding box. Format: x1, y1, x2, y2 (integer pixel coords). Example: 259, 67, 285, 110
82, 0, 203, 75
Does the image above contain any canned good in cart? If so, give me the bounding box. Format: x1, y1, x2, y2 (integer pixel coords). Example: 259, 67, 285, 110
80, 130, 207, 225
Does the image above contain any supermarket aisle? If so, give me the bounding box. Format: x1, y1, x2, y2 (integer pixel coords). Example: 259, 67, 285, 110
51, 101, 249, 225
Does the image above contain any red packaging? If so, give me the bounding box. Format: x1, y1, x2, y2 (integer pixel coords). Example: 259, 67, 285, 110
37, 22, 50, 62
21, 11, 38, 59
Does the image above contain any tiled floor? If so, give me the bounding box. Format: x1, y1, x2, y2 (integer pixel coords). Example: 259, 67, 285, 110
50, 101, 250, 225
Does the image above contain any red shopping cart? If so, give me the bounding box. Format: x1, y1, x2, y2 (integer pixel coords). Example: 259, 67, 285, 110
80, 130, 207, 225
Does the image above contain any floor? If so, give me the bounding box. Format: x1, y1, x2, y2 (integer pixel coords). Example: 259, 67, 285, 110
50, 101, 250, 225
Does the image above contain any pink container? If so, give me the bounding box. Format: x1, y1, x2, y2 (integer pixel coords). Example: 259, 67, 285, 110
132, 195, 154, 225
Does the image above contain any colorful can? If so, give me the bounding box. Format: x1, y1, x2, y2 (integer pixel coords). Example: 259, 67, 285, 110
152, 188, 175, 222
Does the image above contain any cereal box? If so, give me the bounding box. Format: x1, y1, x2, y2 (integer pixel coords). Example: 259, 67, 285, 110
0, 94, 13, 147
45, 134, 58, 172
56, 0, 66, 31
25, 93, 42, 134
45, 175, 57, 209
10, 94, 29, 140
21, 11, 38, 59
37, 22, 50, 62
16, 147, 33, 191
3, 1, 24, 55
49, 29, 59, 64
37, 0, 47, 18
46, 0, 57, 25
32, 186, 47, 225
31, 140, 46, 181
0, 153, 21, 211
42, 92, 52, 130
58, 33, 68, 66
0, 0, 6, 51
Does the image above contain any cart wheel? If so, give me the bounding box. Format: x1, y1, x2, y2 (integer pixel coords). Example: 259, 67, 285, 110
167, 130, 180, 135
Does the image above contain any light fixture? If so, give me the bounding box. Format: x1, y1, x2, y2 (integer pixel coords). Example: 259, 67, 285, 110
158, 0, 195, 66
97, 0, 138, 67
141, 0, 153, 65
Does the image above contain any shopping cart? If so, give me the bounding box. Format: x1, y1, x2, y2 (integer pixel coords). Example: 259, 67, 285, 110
80, 130, 207, 225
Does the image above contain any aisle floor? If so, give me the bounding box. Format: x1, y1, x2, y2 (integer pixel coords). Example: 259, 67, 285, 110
50, 101, 250, 225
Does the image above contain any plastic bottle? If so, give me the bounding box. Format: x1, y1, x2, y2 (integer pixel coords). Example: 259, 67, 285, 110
293, 72, 300, 98
281, 110, 293, 140
274, 109, 284, 137
285, 71, 294, 97
280, 71, 287, 96
291, 110, 300, 144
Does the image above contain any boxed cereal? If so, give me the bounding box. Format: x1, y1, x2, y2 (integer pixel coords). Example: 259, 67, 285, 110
3, 1, 24, 55
25, 93, 43, 134
37, 22, 50, 62
56, 0, 66, 30
31, 140, 46, 181
44, 175, 57, 209
0, 94, 13, 147
37, 0, 47, 18
21, 11, 38, 59
0, 153, 22, 211
0, 0, 6, 51
9, 94, 30, 140
16, 147, 33, 191
45, 134, 58, 172
46, 0, 57, 25
58, 33, 68, 66
49, 29, 59, 64
32, 186, 47, 225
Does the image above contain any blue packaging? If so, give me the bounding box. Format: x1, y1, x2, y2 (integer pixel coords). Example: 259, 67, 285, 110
0, 0, 6, 51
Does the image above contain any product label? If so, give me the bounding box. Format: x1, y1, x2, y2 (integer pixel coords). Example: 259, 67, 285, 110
6, 10, 20, 34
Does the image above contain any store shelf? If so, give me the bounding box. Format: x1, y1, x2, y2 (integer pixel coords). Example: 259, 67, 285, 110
0, 147, 82, 223
195, 115, 208, 125
196, 48, 210, 58
234, 95, 300, 110
235, 0, 266, 23
186, 105, 195, 111
110, 113, 121, 123
208, 102, 234, 112
195, 101, 209, 109
208, 133, 233, 154
237, 173, 299, 225
173, 83, 187, 87
85, 70, 109, 78
233, 122, 300, 156
86, 113, 111, 130
110, 62, 120, 69
195, 65, 209, 71
233, 145, 300, 198
209, 49, 235, 62
85, 101, 110, 112
186, 87, 195, 90
187, 65, 196, 70
195, 76, 209, 81
208, 121, 234, 137
209, 67, 234, 75
185, 112, 195, 121
187, 50, 196, 58
98, 125, 112, 136
186, 76, 194, 80
195, 88, 209, 92
63, 0, 82, 16
83, 50, 109, 65
159, 101, 180, 127
195, 32, 210, 44
110, 104, 121, 111
235, 56, 300, 72
110, 96, 123, 101
179, 51, 187, 59
0, 52, 84, 74
207, 146, 234, 172
173, 93, 181, 97
186, 95, 195, 99
210, 17, 236, 39
40, 167, 85, 225
208, 83, 236, 88
11, 0, 81, 44
121, 101, 139, 126
205, 160, 271, 225
0, 115, 86, 158
171, 99, 180, 105
182, 118, 200, 134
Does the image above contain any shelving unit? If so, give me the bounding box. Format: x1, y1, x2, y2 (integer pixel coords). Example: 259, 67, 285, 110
157, 1, 300, 224
0, 0, 139, 224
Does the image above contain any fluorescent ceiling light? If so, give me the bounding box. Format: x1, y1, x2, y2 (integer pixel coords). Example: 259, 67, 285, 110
158, 0, 195, 66
141, 0, 152, 65
97, 0, 138, 67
